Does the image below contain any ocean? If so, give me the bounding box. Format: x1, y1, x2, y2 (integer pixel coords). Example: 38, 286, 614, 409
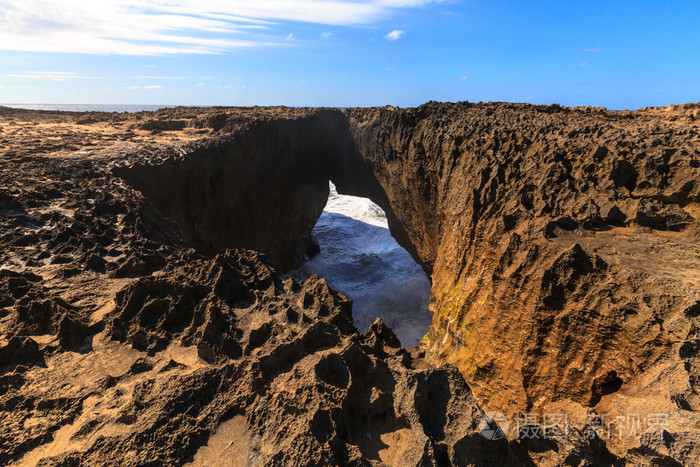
290, 182, 432, 348
0, 104, 180, 113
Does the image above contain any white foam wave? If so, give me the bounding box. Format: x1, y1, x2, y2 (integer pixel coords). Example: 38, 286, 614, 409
291, 182, 432, 348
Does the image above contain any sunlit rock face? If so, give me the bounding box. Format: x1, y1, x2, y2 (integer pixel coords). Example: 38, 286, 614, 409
343, 103, 700, 459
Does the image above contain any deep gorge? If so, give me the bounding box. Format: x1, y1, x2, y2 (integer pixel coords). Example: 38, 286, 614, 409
115, 102, 700, 417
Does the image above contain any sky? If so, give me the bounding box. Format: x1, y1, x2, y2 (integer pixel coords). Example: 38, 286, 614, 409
0, 0, 698, 109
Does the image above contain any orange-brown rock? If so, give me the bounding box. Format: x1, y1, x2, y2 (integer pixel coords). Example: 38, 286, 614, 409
342, 102, 700, 461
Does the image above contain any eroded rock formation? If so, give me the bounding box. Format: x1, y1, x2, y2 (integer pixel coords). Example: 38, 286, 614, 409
343, 102, 700, 461
1, 102, 700, 464
0, 131, 528, 466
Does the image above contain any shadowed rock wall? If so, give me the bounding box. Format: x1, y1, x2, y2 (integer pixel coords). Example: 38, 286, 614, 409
114, 110, 345, 270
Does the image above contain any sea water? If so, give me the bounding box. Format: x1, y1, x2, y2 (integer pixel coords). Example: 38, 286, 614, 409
290, 182, 432, 348
0, 104, 178, 113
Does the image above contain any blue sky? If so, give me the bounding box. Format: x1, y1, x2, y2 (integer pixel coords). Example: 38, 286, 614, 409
0, 0, 698, 109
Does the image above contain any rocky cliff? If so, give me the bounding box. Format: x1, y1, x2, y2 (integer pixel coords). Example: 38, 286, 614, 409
1, 103, 699, 465
342, 102, 700, 461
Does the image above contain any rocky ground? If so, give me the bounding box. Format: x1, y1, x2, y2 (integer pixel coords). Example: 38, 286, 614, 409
1, 103, 699, 465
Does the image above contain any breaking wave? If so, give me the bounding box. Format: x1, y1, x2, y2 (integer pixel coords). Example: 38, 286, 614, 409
291, 182, 432, 348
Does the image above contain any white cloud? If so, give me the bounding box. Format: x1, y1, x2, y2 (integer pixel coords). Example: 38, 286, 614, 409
0, 1, 438, 55
286, 33, 295, 41
197, 83, 205, 87
6, 71, 82, 79
578, 61, 587, 67
385, 30, 405, 41
126, 85, 163, 90
457, 75, 468, 80
137, 75, 229, 81
321, 32, 332, 38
